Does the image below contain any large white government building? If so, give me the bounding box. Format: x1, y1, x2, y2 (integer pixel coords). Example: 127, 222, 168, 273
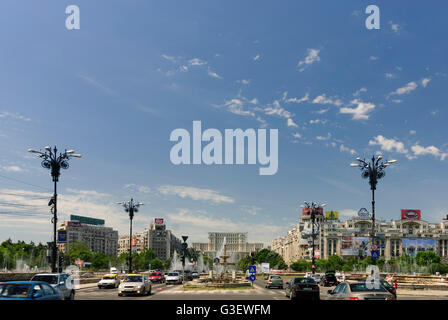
192, 232, 264, 261
271, 209, 448, 266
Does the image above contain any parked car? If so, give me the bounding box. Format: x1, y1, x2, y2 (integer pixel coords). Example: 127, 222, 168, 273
191, 271, 200, 279
98, 274, 120, 289
265, 275, 283, 289
320, 271, 339, 287
326, 281, 395, 300
31, 273, 75, 300
166, 272, 182, 285
0, 281, 63, 300
183, 270, 193, 281
173, 270, 184, 281
118, 274, 151, 296
310, 273, 322, 283
285, 277, 320, 300
149, 272, 165, 283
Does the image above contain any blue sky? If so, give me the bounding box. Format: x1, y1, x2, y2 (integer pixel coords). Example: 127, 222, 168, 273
0, 1, 447, 245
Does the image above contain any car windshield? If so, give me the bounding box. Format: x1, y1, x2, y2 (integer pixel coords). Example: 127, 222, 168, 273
350, 283, 387, 292
124, 276, 142, 282
0, 284, 32, 298
294, 278, 316, 284
151, 273, 161, 276
270, 276, 282, 279
380, 280, 393, 288
168, 273, 179, 276
32, 275, 58, 284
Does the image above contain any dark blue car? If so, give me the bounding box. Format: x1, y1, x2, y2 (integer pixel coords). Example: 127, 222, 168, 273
0, 281, 63, 300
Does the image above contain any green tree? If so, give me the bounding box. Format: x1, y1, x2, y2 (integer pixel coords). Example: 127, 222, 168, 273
151, 258, 164, 270
290, 260, 311, 272
67, 241, 93, 263
91, 252, 110, 270
416, 251, 440, 266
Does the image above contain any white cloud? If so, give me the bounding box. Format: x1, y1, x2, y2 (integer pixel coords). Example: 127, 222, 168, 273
316, 133, 331, 141
263, 100, 292, 119
208, 71, 222, 79
389, 21, 400, 33
179, 65, 188, 72
284, 93, 309, 104
237, 79, 250, 85
124, 183, 151, 194
77, 74, 114, 95
316, 108, 329, 114
339, 144, 356, 155
309, 119, 327, 125
391, 99, 403, 104
339, 99, 375, 120
353, 88, 367, 97
421, 78, 431, 87
369, 56, 379, 61
161, 54, 177, 63
388, 81, 418, 97
253, 54, 261, 61
411, 144, 448, 160
0, 112, 31, 122
1, 166, 25, 172
292, 133, 302, 139
158, 185, 234, 204
312, 94, 343, 106
287, 118, 299, 128
188, 58, 207, 66
297, 48, 320, 72
385, 73, 394, 79
222, 99, 255, 117
369, 135, 408, 154
409, 130, 417, 135
340, 209, 358, 217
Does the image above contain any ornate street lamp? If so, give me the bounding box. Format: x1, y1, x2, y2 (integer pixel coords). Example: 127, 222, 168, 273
116, 199, 143, 273
301, 201, 326, 274
28, 146, 82, 272
350, 155, 397, 264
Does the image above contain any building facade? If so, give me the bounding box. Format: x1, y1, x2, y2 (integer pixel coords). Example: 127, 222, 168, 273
192, 232, 264, 261
117, 218, 182, 260
57, 215, 118, 257
271, 209, 448, 266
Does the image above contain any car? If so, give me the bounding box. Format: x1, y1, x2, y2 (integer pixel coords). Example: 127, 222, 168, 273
98, 274, 120, 289
183, 270, 193, 281
173, 270, 184, 281
110, 267, 118, 274
320, 271, 339, 287
118, 274, 151, 296
31, 273, 75, 300
166, 272, 182, 285
191, 271, 200, 279
0, 281, 63, 300
326, 281, 395, 300
379, 280, 397, 299
149, 272, 165, 283
265, 275, 283, 289
310, 273, 322, 283
285, 277, 320, 301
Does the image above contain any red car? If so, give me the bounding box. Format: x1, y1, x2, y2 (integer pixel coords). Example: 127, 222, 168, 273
149, 272, 165, 283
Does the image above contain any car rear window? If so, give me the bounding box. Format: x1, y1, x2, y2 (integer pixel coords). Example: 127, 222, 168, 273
270, 276, 282, 279
151, 273, 161, 276
294, 278, 316, 284
350, 283, 387, 292
168, 273, 179, 276
31, 275, 58, 284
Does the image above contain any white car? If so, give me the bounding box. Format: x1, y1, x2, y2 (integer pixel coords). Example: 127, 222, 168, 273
98, 274, 120, 289
166, 272, 182, 285
118, 274, 151, 296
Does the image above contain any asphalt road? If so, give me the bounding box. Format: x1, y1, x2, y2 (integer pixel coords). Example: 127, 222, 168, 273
75, 276, 448, 300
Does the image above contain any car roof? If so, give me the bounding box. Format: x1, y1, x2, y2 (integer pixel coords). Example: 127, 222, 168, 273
33, 273, 64, 276
103, 274, 117, 277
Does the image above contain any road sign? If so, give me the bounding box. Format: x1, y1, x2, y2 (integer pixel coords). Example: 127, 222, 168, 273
249, 274, 256, 282
248, 265, 256, 274
371, 250, 379, 259
358, 208, 370, 218
57, 230, 67, 243
213, 257, 220, 263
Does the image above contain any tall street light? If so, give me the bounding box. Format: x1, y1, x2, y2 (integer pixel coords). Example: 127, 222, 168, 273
181, 236, 188, 283
28, 146, 82, 272
301, 201, 326, 274
117, 199, 143, 273
350, 155, 397, 264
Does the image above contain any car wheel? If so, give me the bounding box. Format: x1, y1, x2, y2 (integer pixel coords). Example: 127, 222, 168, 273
66, 291, 75, 300
118, 293, 123, 297
289, 291, 294, 301
147, 286, 152, 296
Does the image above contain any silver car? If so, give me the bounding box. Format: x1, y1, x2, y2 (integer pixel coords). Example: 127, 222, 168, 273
326, 281, 395, 300
118, 274, 152, 296
31, 273, 75, 300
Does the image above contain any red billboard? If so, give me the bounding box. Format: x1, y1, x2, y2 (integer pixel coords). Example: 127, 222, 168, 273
132, 237, 137, 246
67, 221, 81, 227
155, 218, 164, 225
302, 208, 323, 216
401, 209, 421, 220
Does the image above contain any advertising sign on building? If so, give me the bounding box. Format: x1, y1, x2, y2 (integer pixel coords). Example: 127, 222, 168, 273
325, 211, 339, 220
261, 263, 270, 273
402, 238, 436, 257
314, 250, 320, 258
132, 237, 137, 246
358, 208, 370, 218
302, 208, 324, 216
67, 221, 81, 227
341, 236, 370, 256
401, 209, 421, 220
155, 218, 164, 225
75, 259, 84, 267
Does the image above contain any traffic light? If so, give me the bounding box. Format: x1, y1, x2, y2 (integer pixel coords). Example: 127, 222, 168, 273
181, 254, 186, 266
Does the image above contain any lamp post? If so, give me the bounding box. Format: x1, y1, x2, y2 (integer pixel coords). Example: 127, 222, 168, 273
28, 146, 81, 273
117, 199, 143, 273
350, 156, 397, 264
301, 201, 326, 274
181, 236, 188, 283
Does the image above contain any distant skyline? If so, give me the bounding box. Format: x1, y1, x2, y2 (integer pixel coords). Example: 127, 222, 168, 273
0, 1, 447, 246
